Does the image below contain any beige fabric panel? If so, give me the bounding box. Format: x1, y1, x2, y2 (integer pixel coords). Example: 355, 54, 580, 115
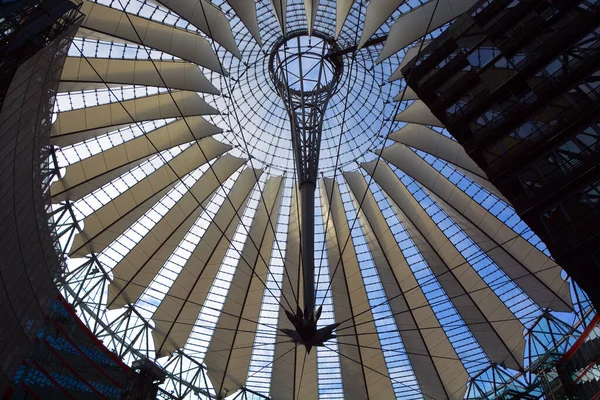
389, 42, 430, 82
429, 188, 572, 312
336, 0, 355, 37
59, 57, 218, 94
53, 156, 149, 204
378, 0, 479, 62
389, 124, 487, 179
304, 0, 319, 34
379, 144, 572, 312
394, 86, 419, 101
227, 0, 262, 44
388, 126, 508, 207
271, 341, 298, 400
361, 161, 525, 370
78, 1, 223, 73
388, 116, 505, 201
271, 345, 319, 400
154, 0, 240, 58
320, 179, 396, 400
52, 91, 217, 137
50, 122, 134, 147
282, 185, 302, 312
395, 100, 442, 127
67, 138, 230, 257
205, 177, 284, 396
271, 186, 318, 400
453, 165, 508, 203
150, 168, 262, 357
344, 171, 468, 400
107, 155, 245, 309
295, 347, 318, 399
270, 0, 287, 34
51, 117, 221, 202
358, 0, 405, 48
270, 185, 299, 400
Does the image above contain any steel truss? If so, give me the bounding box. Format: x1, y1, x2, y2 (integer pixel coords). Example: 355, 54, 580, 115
464, 309, 594, 399
57, 262, 215, 399
55, 251, 273, 400
43, 160, 222, 399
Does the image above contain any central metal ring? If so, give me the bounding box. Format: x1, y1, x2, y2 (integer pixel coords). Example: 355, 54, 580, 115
268, 29, 344, 96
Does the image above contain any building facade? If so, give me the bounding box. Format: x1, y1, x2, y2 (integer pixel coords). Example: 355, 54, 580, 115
402, 0, 600, 310
10, 296, 130, 399
0, 3, 170, 397
0, 0, 102, 395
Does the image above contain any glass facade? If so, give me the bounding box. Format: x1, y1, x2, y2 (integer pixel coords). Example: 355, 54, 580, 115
403, 0, 600, 312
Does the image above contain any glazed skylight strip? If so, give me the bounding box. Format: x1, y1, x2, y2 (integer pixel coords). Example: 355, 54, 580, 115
369, 177, 489, 376
414, 149, 550, 255
69, 38, 179, 61
184, 180, 263, 361
339, 180, 423, 398
56, 119, 173, 168
135, 170, 241, 319
245, 180, 293, 395
95, 158, 211, 270
314, 193, 344, 399
390, 166, 540, 326
72, 143, 192, 221
55, 86, 166, 112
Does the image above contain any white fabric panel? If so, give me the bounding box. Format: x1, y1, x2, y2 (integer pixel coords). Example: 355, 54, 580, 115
361, 161, 526, 370
204, 177, 284, 397
50, 123, 135, 147
344, 171, 468, 400
270, 186, 319, 399
51, 116, 221, 149
154, 0, 240, 58
379, 143, 572, 312
320, 179, 396, 400
78, 1, 223, 73
270, 0, 287, 34
387, 124, 507, 200
432, 188, 572, 312
150, 168, 262, 357
378, 0, 478, 62
66, 138, 230, 256
395, 100, 442, 127
304, 0, 319, 34
394, 86, 419, 101
59, 57, 218, 94
358, 0, 405, 48
107, 155, 245, 309
227, 0, 262, 44
51, 117, 221, 201
389, 42, 430, 82
51, 91, 217, 137
336, 0, 355, 38
279, 185, 301, 315
389, 124, 487, 179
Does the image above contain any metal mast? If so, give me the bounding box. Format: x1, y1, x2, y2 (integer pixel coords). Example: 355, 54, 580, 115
269, 30, 343, 350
